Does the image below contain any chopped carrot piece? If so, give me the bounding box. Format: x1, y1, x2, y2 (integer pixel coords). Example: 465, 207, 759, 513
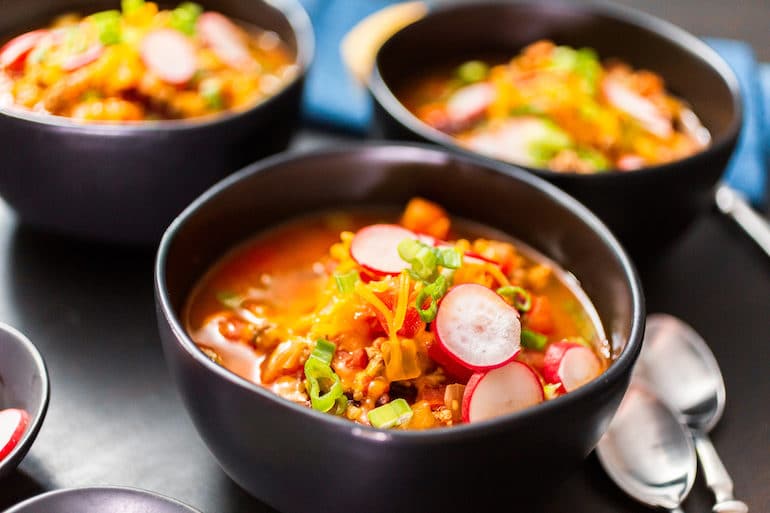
525, 295, 554, 334
400, 197, 451, 240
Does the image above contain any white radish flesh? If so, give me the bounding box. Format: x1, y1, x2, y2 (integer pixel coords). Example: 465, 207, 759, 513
61, 44, 104, 72
463, 117, 558, 166
434, 283, 521, 371
602, 77, 672, 138
197, 12, 254, 70
543, 341, 602, 393
462, 361, 544, 423
0, 408, 29, 461
141, 29, 197, 84
446, 82, 494, 127
350, 224, 416, 275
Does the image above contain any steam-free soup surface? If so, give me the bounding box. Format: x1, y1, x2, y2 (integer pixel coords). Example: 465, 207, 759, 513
185, 199, 610, 429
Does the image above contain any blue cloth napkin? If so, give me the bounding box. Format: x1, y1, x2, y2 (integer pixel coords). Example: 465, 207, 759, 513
297, 1, 769, 207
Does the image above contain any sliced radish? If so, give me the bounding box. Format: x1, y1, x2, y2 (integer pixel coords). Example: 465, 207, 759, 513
60, 43, 104, 72
350, 224, 416, 275
462, 361, 544, 423
140, 29, 197, 84
428, 340, 473, 382
0, 408, 29, 461
602, 77, 672, 138
0, 30, 50, 71
197, 12, 254, 70
463, 251, 500, 266
446, 82, 494, 129
543, 341, 602, 393
434, 283, 521, 372
616, 154, 646, 171
463, 117, 562, 167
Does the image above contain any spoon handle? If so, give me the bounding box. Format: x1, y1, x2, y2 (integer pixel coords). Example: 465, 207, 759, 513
693, 432, 749, 512
715, 183, 770, 258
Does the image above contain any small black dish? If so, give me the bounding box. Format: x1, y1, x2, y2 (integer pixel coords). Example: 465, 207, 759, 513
0, 0, 314, 245
368, 0, 742, 260
0, 322, 49, 480
155, 142, 645, 513
3, 486, 203, 512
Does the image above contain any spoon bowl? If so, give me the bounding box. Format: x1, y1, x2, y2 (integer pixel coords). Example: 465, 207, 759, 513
637, 313, 748, 513
596, 381, 696, 511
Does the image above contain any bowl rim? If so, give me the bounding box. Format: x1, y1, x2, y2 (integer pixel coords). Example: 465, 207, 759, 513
0, 0, 315, 133
155, 140, 645, 444
368, 0, 743, 181
0, 321, 50, 472
2, 485, 203, 512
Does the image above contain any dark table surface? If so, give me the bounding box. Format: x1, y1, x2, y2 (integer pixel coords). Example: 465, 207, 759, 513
1, 1, 770, 511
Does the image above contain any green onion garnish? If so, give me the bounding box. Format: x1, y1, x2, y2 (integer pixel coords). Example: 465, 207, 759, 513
121, 0, 145, 15
304, 357, 344, 413
398, 238, 462, 283
497, 286, 532, 312
200, 80, 224, 109
91, 10, 122, 46
334, 269, 359, 295
170, 2, 203, 36
309, 339, 336, 366
415, 274, 447, 323
216, 291, 241, 309
521, 329, 548, 351
456, 60, 489, 84
367, 398, 413, 429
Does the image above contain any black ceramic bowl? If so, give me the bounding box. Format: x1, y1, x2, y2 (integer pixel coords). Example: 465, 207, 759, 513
0, 323, 49, 480
0, 0, 313, 245
368, 0, 742, 260
155, 143, 645, 513
4, 486, 203, 512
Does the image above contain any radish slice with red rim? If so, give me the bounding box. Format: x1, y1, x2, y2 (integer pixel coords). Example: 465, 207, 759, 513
462, 361, 543, 423
140, 29, 197, 84
543, 341, 602, 393
0, 30, 49, 71
434, 283, 521, 371
0, 408, 29, 461
350, 224, 416, 275
61, 43, 104, 72
197, 12, 254, 70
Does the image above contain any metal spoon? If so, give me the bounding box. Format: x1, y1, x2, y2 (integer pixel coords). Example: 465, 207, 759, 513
596, 381, 696, 513
715, 183, 770, 259
635, 313, 749, 513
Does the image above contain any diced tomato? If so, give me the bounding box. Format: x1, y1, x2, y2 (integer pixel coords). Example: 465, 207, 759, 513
417, 386, 446, 408
339, 348, 369, 371
525, 295, 554, 334
217, 315, 253, 343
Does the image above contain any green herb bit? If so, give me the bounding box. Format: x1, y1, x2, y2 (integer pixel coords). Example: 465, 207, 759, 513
309, 339, 336, 366
216, 291, 242, 310
456, 60, 489, 84
91, 10, 122, 46
398, 238, 461, 283
497, 286, 532, 312
436, 247, 462, 269
200, 79, 224, 109
332, 394, 348, 416
333, 269, 359, 295
170, 2, 203, 36
544, 383, 561, 400
521, 329, 548, 351
121, 0, 145, 15
304, 357, 344, 413
415, 274, 448, 323
367, 398, 413, 428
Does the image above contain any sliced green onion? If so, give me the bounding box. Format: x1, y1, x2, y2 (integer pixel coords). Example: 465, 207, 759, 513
437, 247, 462, 269
309, 339, 336, 366
497, 286, 532, 312
367, 398, 413, 428
334, 269, 359, 295
121, 0, 145, 15
200, 79, 224, 110
304, 357, 344, 413
521, 329, 548, 351
456, 60, 489, 84
544, 383, 561, 400
216, 291, 241, 309
397, 238, 422, 262
91, 10, 122, 45
415, 274, 448, 323
332, 394, 348, 416
170, 2, 203, 36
